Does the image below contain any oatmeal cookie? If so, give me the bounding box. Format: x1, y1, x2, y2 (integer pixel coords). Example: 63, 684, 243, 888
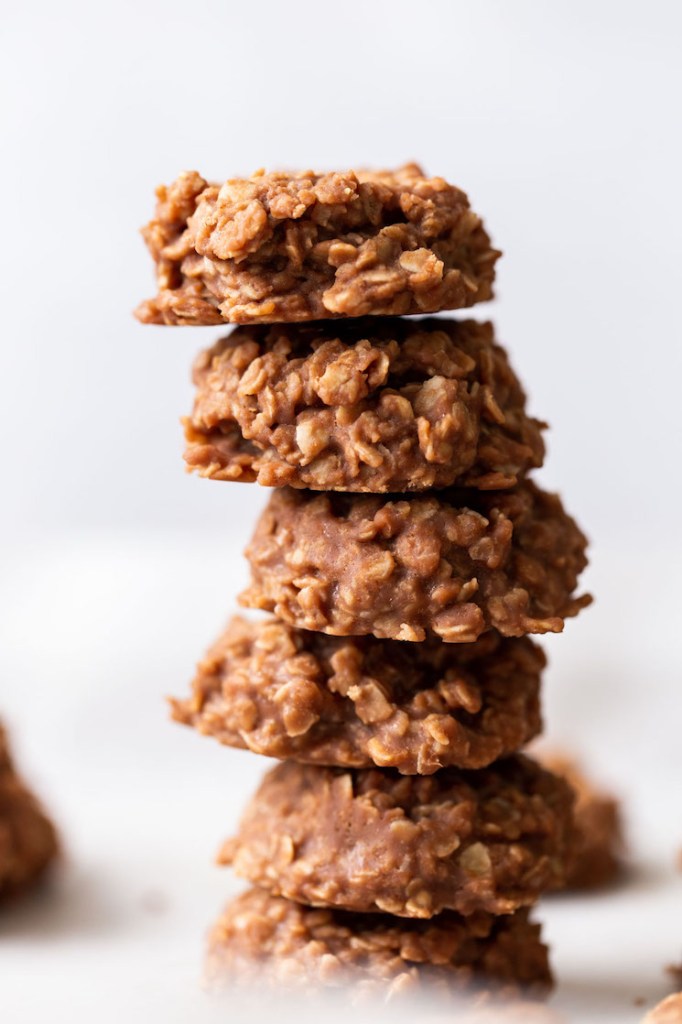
241, 482, 590, 643
540, 753, 624, 890
0, 724, 58, 899
642, 993, 682, 1023
135, 165, 498, 325
206, 887, 552, 998
220, 756, 575, 918
183, 318, 545, 492
171, 617, 543, 774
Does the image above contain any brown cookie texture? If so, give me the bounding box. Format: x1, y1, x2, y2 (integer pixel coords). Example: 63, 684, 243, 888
135, 165, 499, 326
540, 753, 624, 890
171, 616, 543, 774
0, 724, 58, 900
241, 481, 590, 643
183, 318, 545, 493
220, 756, 576, 918
642, 993, 682, 1023
205, 887, 552, 1001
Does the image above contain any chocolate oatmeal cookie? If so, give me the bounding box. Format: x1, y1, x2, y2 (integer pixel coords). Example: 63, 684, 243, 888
221, 756, 575, 918
241, 482, 590, 643
135, 165, 498, 325
0, 724, 58, 899
206, 887, 552, 998
642, 993, 682, 1023
540, 753, 624, 890
183, 318, 545, 492
171, 617, 543, 774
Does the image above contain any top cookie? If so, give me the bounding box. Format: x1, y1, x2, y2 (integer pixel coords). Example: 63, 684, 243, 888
135, 165, 499, 325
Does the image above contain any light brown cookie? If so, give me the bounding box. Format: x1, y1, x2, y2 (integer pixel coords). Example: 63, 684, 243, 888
183, 318, 544, 492
241, 482, 590, 643
172, 617, 543, 774
0, 724, 58, 900
642, 993, 682, 1023
221, 756, 576, 918
540, 753, 624, 890
206, 887, 552, 999
135, 164, 498, 325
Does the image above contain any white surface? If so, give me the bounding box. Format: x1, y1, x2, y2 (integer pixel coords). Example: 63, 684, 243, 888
2, 1, 682, 1020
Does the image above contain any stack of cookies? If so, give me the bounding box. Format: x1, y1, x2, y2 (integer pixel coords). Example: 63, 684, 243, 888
137, 164, 590, 1001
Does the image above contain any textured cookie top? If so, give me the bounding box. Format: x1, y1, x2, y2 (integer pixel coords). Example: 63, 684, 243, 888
241, 482, 590, 643
206, 887, 552, 1000
221, 756, 576, 918
172, 616, 543, 774
184, 318, 545, 492
0, 724, 58, 897
135, 165, 499, 325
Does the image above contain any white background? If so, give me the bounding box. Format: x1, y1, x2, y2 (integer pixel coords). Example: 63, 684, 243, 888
1, 2, 681, 1021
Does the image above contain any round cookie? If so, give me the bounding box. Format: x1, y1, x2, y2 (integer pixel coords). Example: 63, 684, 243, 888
171, 617, 544, 774
220, 756, 576, 918
241, 481, 590, 643
206, 887, 552, 999
0, 724, 58, 899
183, 318, 545, 492
540, 753, 624, 890
135, 164, 499, 326
642, 994, 682, 1024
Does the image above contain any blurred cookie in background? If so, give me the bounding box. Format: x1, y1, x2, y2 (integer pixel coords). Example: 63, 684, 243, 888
537, 751, 624, 891
0, 721, 58, 901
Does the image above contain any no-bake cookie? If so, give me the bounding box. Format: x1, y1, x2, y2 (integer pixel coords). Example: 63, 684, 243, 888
206, 886, 551, 998
241, 481, 590, 643
172, 617, 543, 774
0, 724, 58, 899
183, 318, 545, 492
136, 165, 499, 326
541, 753, 624, 890
642, 993, 682, 1023
221, 756, 575, 918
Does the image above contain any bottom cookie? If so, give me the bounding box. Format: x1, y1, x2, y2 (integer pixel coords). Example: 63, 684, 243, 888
206, 887, 552, 1000
0, 723, 58, 899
